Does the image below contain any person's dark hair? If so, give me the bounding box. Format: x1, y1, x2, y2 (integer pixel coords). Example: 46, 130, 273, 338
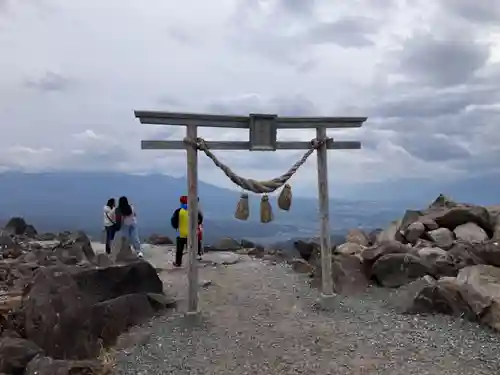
106, 198, 115, 209
117, 196, 133, 216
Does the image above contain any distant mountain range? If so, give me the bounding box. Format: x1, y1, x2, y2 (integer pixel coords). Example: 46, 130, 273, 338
0, 171, 405, 244
340, 173, 500, 206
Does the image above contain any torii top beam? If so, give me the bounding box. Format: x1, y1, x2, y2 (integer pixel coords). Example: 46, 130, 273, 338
134, 110, 367, 129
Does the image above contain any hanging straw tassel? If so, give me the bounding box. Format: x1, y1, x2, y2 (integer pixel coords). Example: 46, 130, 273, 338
277, 183, 292, 211
260, 194, 274, 223
234, 193, 250, 221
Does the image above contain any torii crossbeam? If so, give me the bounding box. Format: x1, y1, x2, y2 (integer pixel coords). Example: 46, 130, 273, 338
136, 111, 366, 314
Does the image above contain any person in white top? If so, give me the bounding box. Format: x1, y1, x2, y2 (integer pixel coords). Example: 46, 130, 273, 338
103, 198, 117, 254
115, 196, 143, 258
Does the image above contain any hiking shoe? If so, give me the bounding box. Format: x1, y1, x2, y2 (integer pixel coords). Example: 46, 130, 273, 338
137, 252, 144, 258
173, 262, 181, 268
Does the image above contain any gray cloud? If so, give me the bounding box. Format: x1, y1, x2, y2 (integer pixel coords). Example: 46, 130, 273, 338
372, 85, 500, 119
439, 0, 500, 25
396, 34, 491, 87
276, 0, 316, 17
227, 0, 382, 69
24, 72, 73, 92
305, 17, 378, 47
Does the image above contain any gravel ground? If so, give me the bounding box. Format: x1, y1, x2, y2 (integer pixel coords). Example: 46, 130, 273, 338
115, 255, 500, 375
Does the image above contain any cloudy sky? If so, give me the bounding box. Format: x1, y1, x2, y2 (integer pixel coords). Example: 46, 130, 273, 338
1, 0, 499, 196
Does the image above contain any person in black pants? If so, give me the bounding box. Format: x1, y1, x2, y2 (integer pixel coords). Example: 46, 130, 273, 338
103, 198, 117, 254
171, 195, 204, 267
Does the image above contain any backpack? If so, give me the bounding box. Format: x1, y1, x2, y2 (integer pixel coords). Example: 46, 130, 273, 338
112, 210, 123, 231
171, 208, 180, 230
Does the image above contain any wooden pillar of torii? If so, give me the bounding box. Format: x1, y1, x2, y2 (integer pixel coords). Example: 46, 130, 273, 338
135, 111, 366, 314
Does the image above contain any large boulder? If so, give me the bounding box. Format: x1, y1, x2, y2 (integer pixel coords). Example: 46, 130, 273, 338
211, 237, 242, 252
311, 254, 369, 295
453, 223, 488, 243
406, 276, 475, 318
331, 254, 369, 294
21, 261, 164, 359
240, 239, 256, 249
110, 236, 139, 263
54, 231, 95, 264
404, 221, 425, 244
427, 228, 455, 250
4, 218, 28, 236
393, 275, 435, 313
367, 229, 383, 246
428, 194, 458, 209
469, 241, 500, 267
293, 240, 318, 261
147, 234, 173, 245
419, 217, 439, 231
417, 247, 447, 260
376, 219, 405, 244
425, 205, 493, 238
24, 225, 38, 238
334, 242, 365, 258
403, 265, 500, 333
345, 229, 370, 247
456, 265, 500, 331
487, 205, 500, 241
361, 240, 411, 264
448, 241, 500, 269
371, 253, 434, 287
398, 210, 422, 234
0, 337, 43, 374
0, 234, 15, 250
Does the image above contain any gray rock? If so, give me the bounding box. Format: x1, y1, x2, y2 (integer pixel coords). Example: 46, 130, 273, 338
398, 210, 422, 233
454, 222, 488, 243
111, 236, 139, 263
335, 242, 365, 257
345, 228, 370, 246
407, 276, 475, 318
428, 228, 455, 250
376, 219, 405, 244
426, 205, 493, 238
361, 240, 411, 264
208, 252, 240, 265
0, 234, 15, 250
418, 247, 448, 260
456, 265, 500, 332
212, 237, 242, 252
404, 221, 425, 244
372, 253, 434, 287
419, 216, 439, 231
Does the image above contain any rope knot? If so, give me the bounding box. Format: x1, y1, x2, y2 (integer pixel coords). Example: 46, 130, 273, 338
311, 137, 331, 148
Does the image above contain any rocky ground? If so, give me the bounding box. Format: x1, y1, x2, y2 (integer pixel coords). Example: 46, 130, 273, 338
3, 192, 500, 374
115, 249, 500, 374
0, 218, 175, 375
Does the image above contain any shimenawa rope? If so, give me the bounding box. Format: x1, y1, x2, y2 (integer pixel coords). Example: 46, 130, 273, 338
183, 137, 329, 194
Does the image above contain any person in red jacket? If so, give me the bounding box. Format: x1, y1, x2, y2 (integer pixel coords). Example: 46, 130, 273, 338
197, 197, 204, 260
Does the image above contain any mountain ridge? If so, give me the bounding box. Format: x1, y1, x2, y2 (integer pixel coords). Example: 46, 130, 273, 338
0, 171, 403, 243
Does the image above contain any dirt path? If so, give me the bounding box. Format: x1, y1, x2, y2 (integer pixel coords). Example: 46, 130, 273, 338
114, 246, 500, 375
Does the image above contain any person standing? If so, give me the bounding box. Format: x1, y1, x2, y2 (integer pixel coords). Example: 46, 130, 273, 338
171, 195, 203, 267
103, 198, 117, 254
197, 197, 204, 260
116, 196, 143, 258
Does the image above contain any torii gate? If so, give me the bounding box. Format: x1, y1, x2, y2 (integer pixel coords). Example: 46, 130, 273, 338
136, 111, 366, 314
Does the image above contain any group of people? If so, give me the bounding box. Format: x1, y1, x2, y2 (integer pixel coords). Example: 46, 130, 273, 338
103, 196, 143, 257
102, 195, 204, 267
